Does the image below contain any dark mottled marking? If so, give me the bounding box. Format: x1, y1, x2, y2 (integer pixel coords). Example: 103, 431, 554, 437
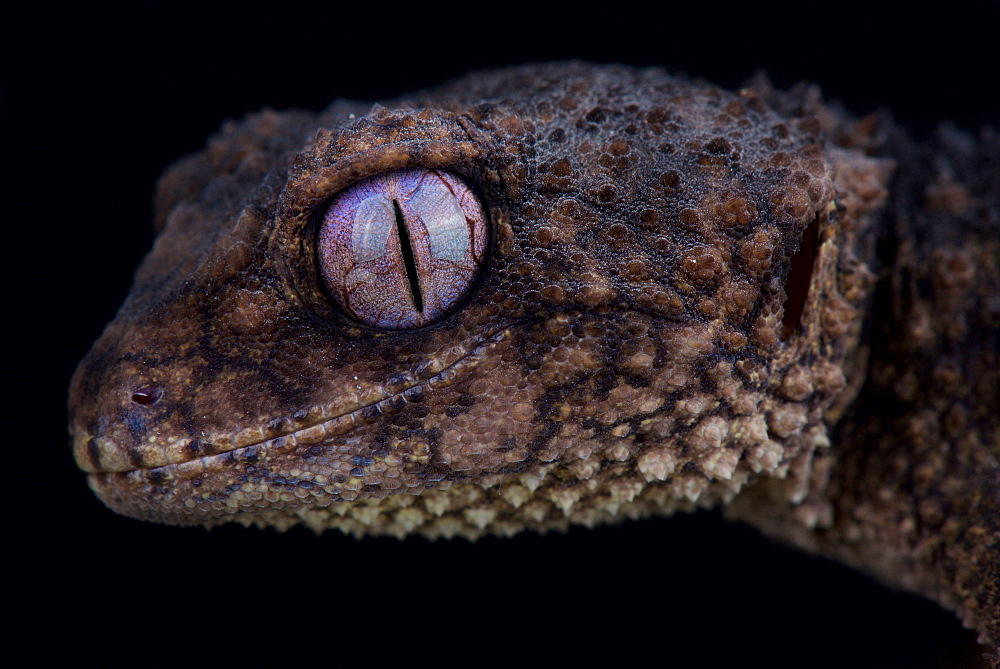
126, 447, 144, 468
84, 438, 102, 471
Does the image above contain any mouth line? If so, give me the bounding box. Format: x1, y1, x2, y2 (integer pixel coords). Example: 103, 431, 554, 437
76, 324, 519, 476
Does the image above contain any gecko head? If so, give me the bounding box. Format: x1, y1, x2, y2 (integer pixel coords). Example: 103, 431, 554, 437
69, 63, 882, 536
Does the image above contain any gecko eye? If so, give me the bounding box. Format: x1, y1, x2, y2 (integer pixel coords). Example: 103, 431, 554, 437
316, 168, 489, 329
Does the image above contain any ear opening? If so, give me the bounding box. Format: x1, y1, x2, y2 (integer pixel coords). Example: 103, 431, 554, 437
781, 215, 820, 339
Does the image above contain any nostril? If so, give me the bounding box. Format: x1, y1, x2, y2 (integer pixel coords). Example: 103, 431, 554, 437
130, 385, 163, 406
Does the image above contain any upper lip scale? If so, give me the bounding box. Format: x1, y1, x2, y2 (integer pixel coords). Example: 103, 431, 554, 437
78, 323, 521, 475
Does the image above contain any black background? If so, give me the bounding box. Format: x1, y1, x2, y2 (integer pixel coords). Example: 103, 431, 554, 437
10, 2, 999, 666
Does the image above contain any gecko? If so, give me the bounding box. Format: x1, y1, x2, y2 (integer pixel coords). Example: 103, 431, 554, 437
67, 63, 998, 650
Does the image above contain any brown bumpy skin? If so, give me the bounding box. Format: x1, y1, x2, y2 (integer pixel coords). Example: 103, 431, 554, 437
68, 63, 998, 648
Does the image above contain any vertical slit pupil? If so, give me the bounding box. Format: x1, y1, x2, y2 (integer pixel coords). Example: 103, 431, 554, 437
393, 199, 423, 313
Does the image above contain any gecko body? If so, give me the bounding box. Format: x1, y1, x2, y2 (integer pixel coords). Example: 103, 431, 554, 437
68, 63, 998, 647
